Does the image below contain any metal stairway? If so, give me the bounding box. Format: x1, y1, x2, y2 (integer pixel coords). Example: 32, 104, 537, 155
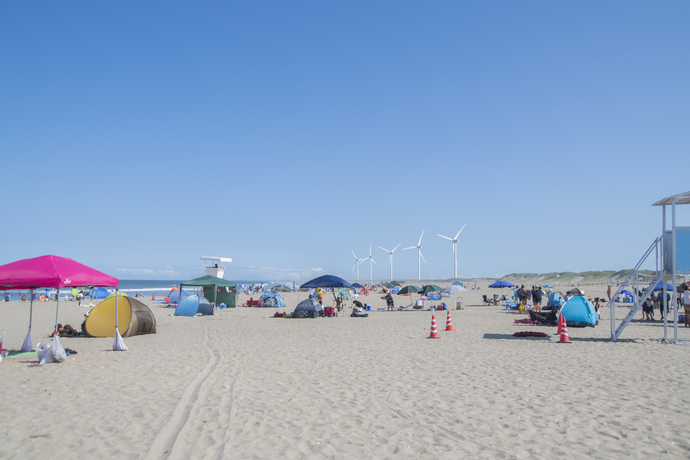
609, 237, 662, 341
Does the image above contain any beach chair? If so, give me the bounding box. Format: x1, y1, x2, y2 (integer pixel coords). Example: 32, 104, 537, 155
482, 295, 498, 306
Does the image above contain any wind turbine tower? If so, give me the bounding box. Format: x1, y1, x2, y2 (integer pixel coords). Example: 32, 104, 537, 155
351, 250, 364, 281
403, 229, 426, 281
363, 243, 378, 281
378, 243, 401, 281
437, 224, 466, 279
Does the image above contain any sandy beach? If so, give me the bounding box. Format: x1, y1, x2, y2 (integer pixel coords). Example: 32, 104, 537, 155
1, 282, 690, 459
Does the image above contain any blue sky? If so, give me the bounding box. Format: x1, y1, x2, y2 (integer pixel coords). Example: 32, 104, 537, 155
1, 1, 688, 281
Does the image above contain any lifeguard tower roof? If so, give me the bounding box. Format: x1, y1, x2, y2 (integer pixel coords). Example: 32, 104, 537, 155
201, 256, 232, 263
652, 191, 690, 206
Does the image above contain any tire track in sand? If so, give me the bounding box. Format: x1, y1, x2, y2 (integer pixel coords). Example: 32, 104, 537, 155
145, 327, 220, 460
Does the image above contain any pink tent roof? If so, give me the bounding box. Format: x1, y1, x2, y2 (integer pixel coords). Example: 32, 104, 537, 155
0, 255, 118, 290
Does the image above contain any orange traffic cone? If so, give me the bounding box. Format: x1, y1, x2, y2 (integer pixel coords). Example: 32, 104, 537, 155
152, 293, 155, 301
428, 315, 440, 339
559, 317, 571, 344
444, 310, 455, 332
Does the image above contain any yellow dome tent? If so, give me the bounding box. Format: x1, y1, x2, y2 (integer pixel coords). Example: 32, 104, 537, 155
83, 296, 156, 338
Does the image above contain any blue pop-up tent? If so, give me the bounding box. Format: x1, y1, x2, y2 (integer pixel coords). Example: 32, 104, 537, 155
93, 287, 109, 299
175, 295, 214, 317
560, 296, 598, 327
259, 291, 286, 308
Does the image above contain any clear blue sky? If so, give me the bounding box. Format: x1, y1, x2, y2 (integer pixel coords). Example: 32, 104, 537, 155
1, 1, 688, 281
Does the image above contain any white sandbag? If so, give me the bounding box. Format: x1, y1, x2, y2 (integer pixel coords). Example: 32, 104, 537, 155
36, 343, 55, 365
21, 329, 33, 352
113, 329, 128, 351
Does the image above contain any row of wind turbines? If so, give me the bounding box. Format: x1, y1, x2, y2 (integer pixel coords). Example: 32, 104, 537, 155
351, 225, 466, 281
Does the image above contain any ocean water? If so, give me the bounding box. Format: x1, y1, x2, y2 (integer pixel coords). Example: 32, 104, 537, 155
2, 279, 293, 300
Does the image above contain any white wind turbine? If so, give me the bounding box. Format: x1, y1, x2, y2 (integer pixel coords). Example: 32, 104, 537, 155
351, 250, 364, 281
403, 229, 426, 281
363, 243, 378, 281
437, 224, 466, 279
378, 243, 401, 281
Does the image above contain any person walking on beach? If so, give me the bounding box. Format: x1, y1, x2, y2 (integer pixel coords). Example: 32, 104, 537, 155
683, 284, 690, 327
607, 284, 612, 301
532, 286, 542, 311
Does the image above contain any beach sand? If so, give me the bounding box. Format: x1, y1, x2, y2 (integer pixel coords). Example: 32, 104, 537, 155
1, 282, 690, 459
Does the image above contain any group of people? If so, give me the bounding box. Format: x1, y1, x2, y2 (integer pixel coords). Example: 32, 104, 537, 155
639, 284, 690, 326
515, 285, 544, 311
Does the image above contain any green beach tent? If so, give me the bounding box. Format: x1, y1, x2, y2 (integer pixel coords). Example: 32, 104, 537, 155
180, 275, 238, 308
105, 291, 129, 300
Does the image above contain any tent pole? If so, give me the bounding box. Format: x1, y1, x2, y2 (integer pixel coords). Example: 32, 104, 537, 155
29, 289, 34, 329
54, 288, 61, 333
115, 288, 119, 331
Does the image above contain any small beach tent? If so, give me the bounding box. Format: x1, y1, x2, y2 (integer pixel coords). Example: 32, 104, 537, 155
292, 298, 324, 318
547, 292, 565, 308
339, 288, 353, 299
175, 295, 214, 317
566, 287, 585, 296
93, 287, 109, 299
83, 297, 156, 337
105, 290, 128, 300
452, 281, 464, 286
441, 285, 467, 297
560, 296, 598, 327
391, 287, 400, 294
168, 287, 189, 303
619, 289, 635, 301
180, 275, 238, 308
271, 284, 291, 292
0, 255, 120, 352
259, 291, 286, 308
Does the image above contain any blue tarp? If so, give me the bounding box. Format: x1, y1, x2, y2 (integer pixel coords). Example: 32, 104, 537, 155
489, 281, 517, 288
175, 295, 214, 317
259, 291, 286, 308
301, 275, 353, 289
560, 296, 598, 327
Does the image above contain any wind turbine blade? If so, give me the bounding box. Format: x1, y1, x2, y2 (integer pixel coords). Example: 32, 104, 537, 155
402, 246, 416, 251
379, 246, 390, 253
352, 262, 357, 271
371, 258, 378, 265
454, 224, 467, 240
420, 251, 427, 264
437, 234, 453, 241
418, 229, 425, 246
351, 250, 358, 260
392, 243, 401, 252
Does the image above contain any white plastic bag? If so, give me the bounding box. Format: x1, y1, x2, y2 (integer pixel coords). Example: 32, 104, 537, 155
51, 336, 66, 363
36, 343, 55, 364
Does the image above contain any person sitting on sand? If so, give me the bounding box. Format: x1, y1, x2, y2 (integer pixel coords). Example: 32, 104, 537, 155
57, 324, 79, 337
353, 300, 365, 313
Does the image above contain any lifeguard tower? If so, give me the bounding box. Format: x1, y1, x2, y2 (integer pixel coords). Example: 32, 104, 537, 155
201, 256, 232, 279
609, 191, 690, 344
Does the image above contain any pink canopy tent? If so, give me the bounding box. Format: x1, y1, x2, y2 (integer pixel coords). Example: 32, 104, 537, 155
0, 255, 126, 352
